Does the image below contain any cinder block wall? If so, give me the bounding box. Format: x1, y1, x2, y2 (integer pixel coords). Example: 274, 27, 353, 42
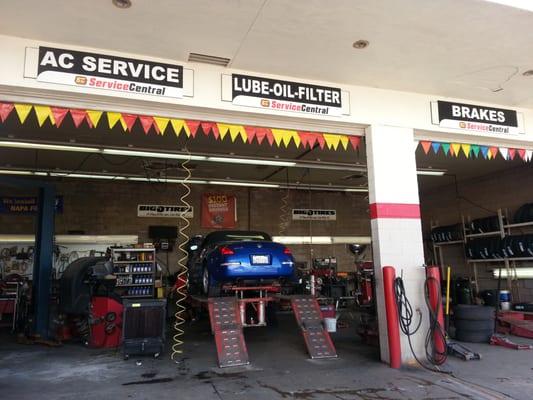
0, 180, 371, 274
420, 164, 533, 302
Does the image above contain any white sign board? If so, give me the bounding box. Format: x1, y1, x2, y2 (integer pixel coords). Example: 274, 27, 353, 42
292, 209, 337, 221
137, 205, 193, 218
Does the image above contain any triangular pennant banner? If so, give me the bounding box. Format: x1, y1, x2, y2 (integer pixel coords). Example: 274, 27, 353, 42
152, 117, 169, 134
184, 120, 201, 138
86, 110, 103, 128
499, 147, 509, 160
200, 122, 219, 139
480, 146, 489, 159
431, 142, 441, 154
526, 150, 533, 162
170, 119, 187, 137
420, 141, 432, 154
349, 135, 361, 150
121, 113, 137, 132
0, 103, 14, 122
518, 149, 526, 161
33, 105, 53, 127
490, 147, 499, 159
323, 133, 342, 151
70, 109, 87, 128
441, 143, 451, 155
471, 145, 480, 158
229, 125, 245, 143
316, 134, 325, 149
51, 107, 69, 127
216, 123, 230, 140
508, 148, 516, 160
244, 126, 256, 143
255, 127, 269, 145
461, 143, 471, 158
451, 143, 461, 157
139, 115, 155, 134
339, 135, 349, 150
271, 129, 285, 147
107, 112, 122, 130
265, 129, 275, 146
14, 104, 32, 124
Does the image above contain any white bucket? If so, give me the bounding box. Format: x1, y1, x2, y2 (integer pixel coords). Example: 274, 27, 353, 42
324, 317, 337, 333
501, 301, 511, 311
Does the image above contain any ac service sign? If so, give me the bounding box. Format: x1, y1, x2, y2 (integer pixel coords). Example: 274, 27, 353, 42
222, 74, 350, 116
431, 100, 524, 134
25, 46, 193, 99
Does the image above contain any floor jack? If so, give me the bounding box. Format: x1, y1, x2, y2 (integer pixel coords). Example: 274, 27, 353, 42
490, 334, 533, 350
447, 341, 482, 361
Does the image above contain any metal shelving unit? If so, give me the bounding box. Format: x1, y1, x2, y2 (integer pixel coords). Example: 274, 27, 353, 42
112, 247, 156, 299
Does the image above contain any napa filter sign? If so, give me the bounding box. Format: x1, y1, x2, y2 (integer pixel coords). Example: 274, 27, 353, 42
137, 205, 193, 218
222, 74, 350, 116
28, 46, 193, 99
292, 209, 337, 221
0, 196, 63, 214
431, 101, 524, 134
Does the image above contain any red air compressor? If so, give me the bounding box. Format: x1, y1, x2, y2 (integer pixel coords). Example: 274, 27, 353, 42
89, 296, 124, 348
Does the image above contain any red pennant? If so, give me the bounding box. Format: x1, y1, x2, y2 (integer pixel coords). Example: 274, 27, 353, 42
518, 149, 526, 160
420, 141, 432, 154
490, 147, 499, 158
69, 109, 87, 128
349, 136, 361, 150
508, 148, 516, 160
200, 122, 219, 139
315, 134, 325, 150
185, 120, 201, 138
265, 129, 275, 146
0, 102, 14, 122
255, 127, 270, 145
139, 115, 155, 134
50, 107, 68, 127
121, 113, 138, 132
244, 126, 257, 143
298, 132, 314, 149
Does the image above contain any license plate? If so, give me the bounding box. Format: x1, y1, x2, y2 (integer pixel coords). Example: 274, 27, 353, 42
251, 255, 270, 265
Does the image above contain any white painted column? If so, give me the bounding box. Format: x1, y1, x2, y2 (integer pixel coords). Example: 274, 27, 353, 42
365, 125, 428, 365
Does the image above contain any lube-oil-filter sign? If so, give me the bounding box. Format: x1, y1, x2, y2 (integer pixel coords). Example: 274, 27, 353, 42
34, 46, 186, 98
431, 101, 524, 134
222, 74, 350, 116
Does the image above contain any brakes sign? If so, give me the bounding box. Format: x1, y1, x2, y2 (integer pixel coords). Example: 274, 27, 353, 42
37, 46, 184, 98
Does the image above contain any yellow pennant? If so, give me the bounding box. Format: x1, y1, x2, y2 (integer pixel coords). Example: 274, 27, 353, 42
14, 104, 32, 124
33, 105, 53, 127
239, 127, 248, 143
271, 129, 287, 147
228, 125, 242, 142
290, 131, 301, 148
107, 112, 122, 130
323, 133, 342, 150
153, 117, 169, 134
339, 135, 349, 150
217, 123, 230, 140
451, 143, 461, 157
86, 110, 103, 127
170, 119, 187, 137
461, 143, 471, 158
118, 115, 127, 131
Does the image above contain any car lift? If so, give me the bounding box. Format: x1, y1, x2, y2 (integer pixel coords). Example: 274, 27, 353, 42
497, 311, 533, 340
190, 285, 338, 368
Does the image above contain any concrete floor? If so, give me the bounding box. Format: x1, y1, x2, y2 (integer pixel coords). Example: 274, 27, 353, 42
1, 314, 533, 400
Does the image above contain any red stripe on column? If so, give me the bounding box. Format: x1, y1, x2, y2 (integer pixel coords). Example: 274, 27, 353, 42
369, 203, 420, 219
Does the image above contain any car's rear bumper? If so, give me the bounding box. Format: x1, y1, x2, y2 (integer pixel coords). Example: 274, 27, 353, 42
211, 262, 294, 281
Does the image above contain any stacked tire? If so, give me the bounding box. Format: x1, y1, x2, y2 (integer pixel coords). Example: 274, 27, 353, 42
454, 305, 495, 343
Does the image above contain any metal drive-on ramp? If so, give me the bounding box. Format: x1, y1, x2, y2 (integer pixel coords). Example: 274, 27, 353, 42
208, 297, 249, 368
289, 295, 338, 359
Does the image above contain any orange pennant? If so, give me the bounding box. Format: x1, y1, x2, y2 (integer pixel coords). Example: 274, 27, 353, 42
349, 136, 361, 150
69, 109, 87, 128
51, 107, 69, 127
185, 120, 201, 138
420, 141, 432, 154
0, 103, 14, 122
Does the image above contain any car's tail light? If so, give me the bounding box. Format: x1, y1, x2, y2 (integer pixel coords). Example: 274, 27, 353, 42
219, 246, 235, 256
283, 247, 292, 255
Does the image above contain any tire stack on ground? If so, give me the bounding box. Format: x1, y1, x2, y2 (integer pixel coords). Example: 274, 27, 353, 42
454, 305, 495, 343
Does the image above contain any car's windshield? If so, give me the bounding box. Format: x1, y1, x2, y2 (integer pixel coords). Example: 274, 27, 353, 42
225, 234, 269, 241
203, 231, 272, 246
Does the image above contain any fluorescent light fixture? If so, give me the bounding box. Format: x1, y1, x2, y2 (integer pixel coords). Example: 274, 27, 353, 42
49, 172, 127, 180
208, 180, 280, 188
126, 177, 208, 184
102, 148, 206, 161
344, 188, 369, 192
0, 169, 35, 176
331, 236, 372, 244
483, 0, 533, 12
417, 169, 446, 176
0, 141, 100, 153
493, 268, 533, 279
207, 156, 296, 167
273, 236, 371, 245
0, 234, 138, 245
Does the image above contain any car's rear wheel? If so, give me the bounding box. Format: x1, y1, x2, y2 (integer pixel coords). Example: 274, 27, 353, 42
202, 267, 221, 297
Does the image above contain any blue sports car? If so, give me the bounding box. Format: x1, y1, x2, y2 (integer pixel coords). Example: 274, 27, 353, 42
187, 230, 295, 297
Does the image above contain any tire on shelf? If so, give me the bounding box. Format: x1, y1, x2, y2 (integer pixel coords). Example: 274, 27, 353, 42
454, 305, 495, 321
